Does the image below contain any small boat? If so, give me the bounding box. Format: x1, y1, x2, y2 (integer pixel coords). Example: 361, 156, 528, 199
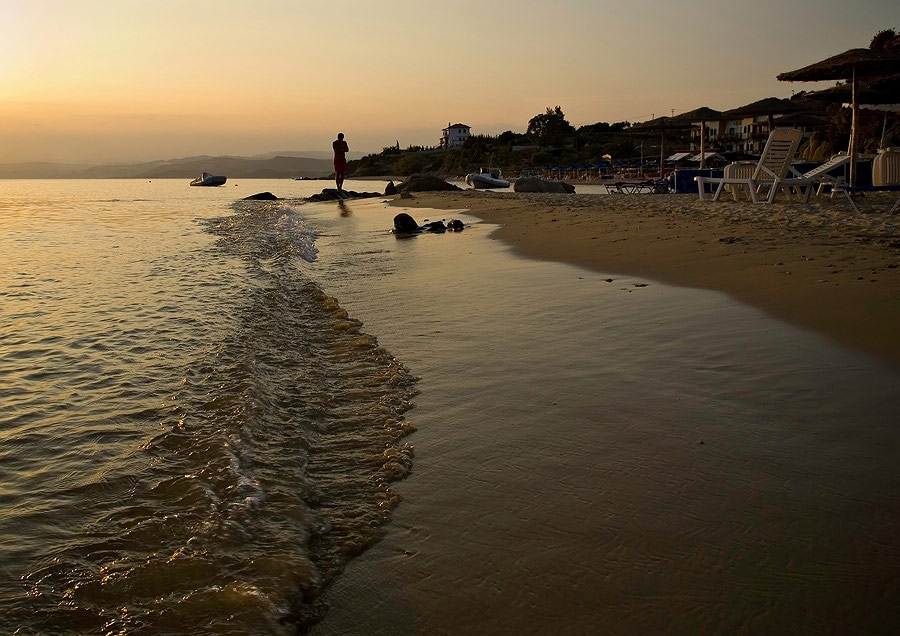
465, 168, 510, 189
190, 172, 227, 187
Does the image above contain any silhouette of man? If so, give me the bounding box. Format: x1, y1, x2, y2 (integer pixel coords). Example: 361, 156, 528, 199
333, 132, 349, 196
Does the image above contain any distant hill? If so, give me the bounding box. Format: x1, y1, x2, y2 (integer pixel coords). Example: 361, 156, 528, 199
0, 153, 339, 179
131, 156, 333, 179
0, 161, 90, 178
250, 149, 365, 161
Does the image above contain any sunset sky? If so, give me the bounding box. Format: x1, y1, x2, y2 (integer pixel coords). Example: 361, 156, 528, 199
1, 0, 895, 164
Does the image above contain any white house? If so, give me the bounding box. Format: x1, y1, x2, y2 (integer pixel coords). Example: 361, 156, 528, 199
440, 123, 471, 149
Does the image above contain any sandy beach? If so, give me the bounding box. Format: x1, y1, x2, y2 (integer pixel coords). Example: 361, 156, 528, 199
304, 194, 900, 636
392, 190, 900, 367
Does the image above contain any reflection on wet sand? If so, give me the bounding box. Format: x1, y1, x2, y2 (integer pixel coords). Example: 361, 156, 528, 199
307, 199, 900, 636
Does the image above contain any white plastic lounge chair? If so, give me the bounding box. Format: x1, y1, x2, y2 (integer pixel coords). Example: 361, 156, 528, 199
832, 184, 900, 213
695, 128, 803, 203
777, 153, 850, 203
721, 161, 756, 201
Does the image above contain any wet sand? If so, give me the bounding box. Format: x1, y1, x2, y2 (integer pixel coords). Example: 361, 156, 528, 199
306, 197, 900, 636
392, 190, 900, 367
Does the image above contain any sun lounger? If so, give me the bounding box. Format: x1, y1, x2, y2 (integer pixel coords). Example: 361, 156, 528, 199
832, 184, 900, 213
606, 179, 670, 194
777, 153, 851, 203
695, 128, 803, 203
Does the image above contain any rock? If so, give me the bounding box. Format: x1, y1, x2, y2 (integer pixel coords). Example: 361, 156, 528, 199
399, 191, 413, 199
395, 175, 462, 193
421, 221, 446, 233
447, 219, 464, 231
306, 188, 381, 202
513, 177, 575, 194
393, 213, 420, 234
384, 180, 398, 195
243, 192, 279, 200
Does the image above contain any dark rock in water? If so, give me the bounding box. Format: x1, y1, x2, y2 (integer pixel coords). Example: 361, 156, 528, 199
243, 191, 279, 200
421, 221, 446, 233
513, 177, 575, 194
447, 219, 464, 231
395, 175, 462, 193
306, 188, 381, 202
393, 213, 420, 234
384, 180, 398, 195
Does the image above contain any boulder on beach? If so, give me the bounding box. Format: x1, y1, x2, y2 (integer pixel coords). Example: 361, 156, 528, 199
243, 192, 279, 200
384, 180, 398, 195
513, 177, 575, 194
447, 219, 464, 232
306, 188, 381, 202
393, 213, 420, 234
395, 175, 461, 193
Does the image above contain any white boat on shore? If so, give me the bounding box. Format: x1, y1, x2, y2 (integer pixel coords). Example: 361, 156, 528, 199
190, 172, 227, 187
465, 168, 510, 189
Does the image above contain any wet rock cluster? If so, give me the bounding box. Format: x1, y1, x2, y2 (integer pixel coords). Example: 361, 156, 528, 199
307, 188, 381, 202
393, 213, 465, 235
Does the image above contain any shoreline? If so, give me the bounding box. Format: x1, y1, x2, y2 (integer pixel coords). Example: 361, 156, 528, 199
390, 190, 900, 367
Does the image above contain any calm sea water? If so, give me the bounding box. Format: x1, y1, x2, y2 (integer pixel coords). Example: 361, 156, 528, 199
0, 179, 414, 634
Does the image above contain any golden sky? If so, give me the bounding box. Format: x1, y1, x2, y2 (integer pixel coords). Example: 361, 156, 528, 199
0, 0, 894, 163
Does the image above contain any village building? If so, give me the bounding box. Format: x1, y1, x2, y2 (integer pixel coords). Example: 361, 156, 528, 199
677, 98, 826, 154
440, 123, 471, 149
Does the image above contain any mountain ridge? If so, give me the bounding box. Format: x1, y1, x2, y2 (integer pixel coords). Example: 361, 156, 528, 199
0, 151, 364, 179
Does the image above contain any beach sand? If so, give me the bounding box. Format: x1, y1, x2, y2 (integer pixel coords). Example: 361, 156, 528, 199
392, 190, 900, 367
306, 196, 900, 636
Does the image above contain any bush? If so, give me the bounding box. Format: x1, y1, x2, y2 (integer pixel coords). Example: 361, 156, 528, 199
392, 154, 430, 176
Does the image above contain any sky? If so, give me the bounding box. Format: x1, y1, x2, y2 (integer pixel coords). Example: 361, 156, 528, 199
0, 0, 896, 164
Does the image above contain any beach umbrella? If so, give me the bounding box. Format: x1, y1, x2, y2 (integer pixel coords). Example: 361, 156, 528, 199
671, 107, 722, 169
778, 48, 900, 184
631, 116, 693, 177
721, 97, 822, 155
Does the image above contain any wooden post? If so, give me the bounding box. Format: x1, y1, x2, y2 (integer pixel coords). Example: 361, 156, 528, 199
850, 65, 859, 187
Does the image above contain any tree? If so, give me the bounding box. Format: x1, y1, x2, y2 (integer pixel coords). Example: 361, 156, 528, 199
870, 28, 898, 52
526, 106, 575, 146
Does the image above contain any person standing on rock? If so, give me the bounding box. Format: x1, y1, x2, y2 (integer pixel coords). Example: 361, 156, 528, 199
333, 132, 349, 197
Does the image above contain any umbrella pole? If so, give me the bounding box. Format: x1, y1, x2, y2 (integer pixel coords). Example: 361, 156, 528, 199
700, 121, 706, 170
660, 131, 665, 178
850, 65, 859, 187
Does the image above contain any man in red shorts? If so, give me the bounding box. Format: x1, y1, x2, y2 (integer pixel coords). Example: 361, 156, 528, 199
332, 132, 349, 196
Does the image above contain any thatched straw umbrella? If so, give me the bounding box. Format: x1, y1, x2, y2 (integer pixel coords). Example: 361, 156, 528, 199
670, 107, 722, 169
631, 116, 693, 178
806, 83, 900, 106
778, 48, 900, 184
720, 97, 819, 152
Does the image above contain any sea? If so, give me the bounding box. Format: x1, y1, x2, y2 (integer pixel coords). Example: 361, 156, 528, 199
0, 179, 416, 634
3, 179, 900, 636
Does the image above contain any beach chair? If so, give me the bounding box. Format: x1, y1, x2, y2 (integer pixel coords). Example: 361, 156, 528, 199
777, 153, 851, 203
832, 184, 900, 213
721, 161, 757, 201
695, 128, 803, 203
